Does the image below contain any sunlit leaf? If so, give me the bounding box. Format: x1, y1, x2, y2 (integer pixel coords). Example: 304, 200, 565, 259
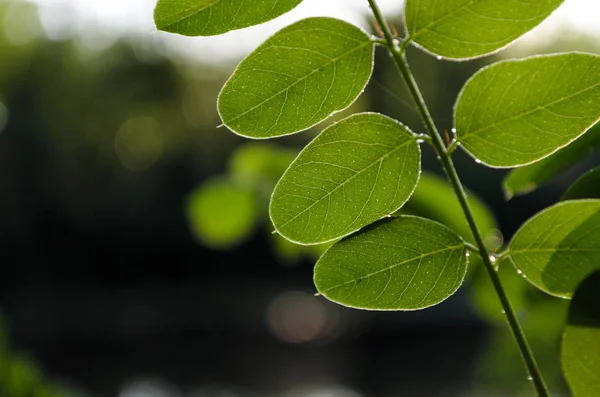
154, 0, 303, 36
563, 167, 600, 201
314, 216, 468, 310
503, 123, 600, 198
508, 200, 600, 298
562, 271, 600, 397
270, 113, 420, 245
404, 0, 563, 60
186, 178, 258, 249
456, 53, 600, 167
218, 17, 374, 138
402, 172, 500, 248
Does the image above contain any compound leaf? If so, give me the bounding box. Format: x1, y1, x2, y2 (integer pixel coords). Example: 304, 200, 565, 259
562, 271, 600, 397
508, 200, 600, 298
154, 0, 303, 36
503, 123, 600, 198
456, 53, 600, 167
563, 167, 600, 201
404, 0, 563, 60
218, 17, 374, 138
314, 216, 469, 310
270, 113, 420, 245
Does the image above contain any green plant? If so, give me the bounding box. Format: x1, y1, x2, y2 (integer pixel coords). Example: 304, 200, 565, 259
153, 1, 600, 395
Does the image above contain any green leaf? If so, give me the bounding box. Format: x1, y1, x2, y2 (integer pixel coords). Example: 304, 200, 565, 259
218, 17, 374, 139
508, 200, 600, 298
562, 271, 600, 397
456, 53, 600, 167
404, 0, 563, 60
563, 167, 600, 201
154, 0, 303, 36
402, 172, 500, 248
314, 216, 468, 310
503, 123, 600, 198
186, 178, 258, 249
270, 113, 420, 245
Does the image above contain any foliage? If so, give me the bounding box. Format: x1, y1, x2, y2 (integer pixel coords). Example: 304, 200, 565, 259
154, 1, 600, 395
562, 271, 600, 397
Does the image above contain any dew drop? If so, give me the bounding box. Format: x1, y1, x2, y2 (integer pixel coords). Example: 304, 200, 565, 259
516, 269, 523, 275
527, 376, 533, 381
451, 128, 457, 134
522, 274, 527, 279
475, 159, 482, 164
489, 255, 497, 264
436, 55, 442, 60
501, 310, 506, 314
465, 251, 471, 257
416, 139, 424, 144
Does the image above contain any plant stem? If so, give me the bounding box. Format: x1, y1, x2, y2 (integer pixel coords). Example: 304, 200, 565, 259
367, 1, 550, 396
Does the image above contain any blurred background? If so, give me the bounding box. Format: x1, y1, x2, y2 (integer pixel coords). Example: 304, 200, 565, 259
1, 0, 599, 396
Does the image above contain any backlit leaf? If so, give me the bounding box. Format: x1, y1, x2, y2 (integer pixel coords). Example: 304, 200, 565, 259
404, 0, 563, 60
154, 0, 303, 36
456, 53, 600, 167
562, 271, 600, 397
314, 216, 469, 310
503, 123, 600, 198
508, 200, 600, 298
270, 113, 420, 245
218, 17, 374, 138
563, 167, 600, 201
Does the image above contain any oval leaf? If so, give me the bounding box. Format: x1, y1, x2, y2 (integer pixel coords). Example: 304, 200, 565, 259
508, 200, 600, 298
562, 271, 600, 397
404, 0, 563, 60
314, 216, 468, 311
154, 0, 303, 36
456, 53, 600, 167
270, 113, 420, 245
217, 17, 374, 139
503, 123, 600, 198
563, 167, 600, 201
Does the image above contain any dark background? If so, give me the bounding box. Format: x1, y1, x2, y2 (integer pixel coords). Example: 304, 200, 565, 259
1, 2, 599, 396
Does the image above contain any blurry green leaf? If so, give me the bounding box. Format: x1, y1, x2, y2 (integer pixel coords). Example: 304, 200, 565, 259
404, 0, 563, 60
456, 53, 600, 167
563, 167, 600, 200
470, 258, 529, 323
403, 172, 500, 248
186, 178, 258, 249
229, 143, 298, 188
314, 216, 468, 310
154, 0, 303, 36
508, 200, 600, 298
503, 123, 600, 198
270, 113, 420, 245
271, 233, 331, 264
562, 271, 600, 397
218, 17, 374, 138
